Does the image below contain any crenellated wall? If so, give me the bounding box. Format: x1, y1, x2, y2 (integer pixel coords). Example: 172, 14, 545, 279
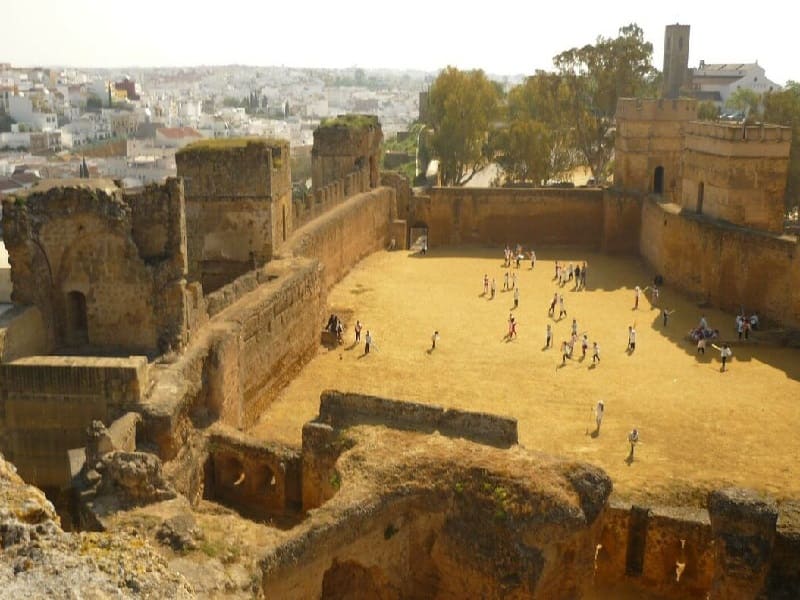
640, 198, 800, 328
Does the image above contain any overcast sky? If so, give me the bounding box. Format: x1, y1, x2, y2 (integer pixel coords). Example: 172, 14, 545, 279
3, 0, 794, 85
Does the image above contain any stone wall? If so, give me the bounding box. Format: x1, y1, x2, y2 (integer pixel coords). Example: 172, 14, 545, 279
614, 98, 698, 202
176, 138, 293, 292
312, 115, 383, 191
1, 178, 188, 355
205, 427, 302, 519
409, 187, 605, 248
284, 187, 395, 291
640, 198, 800, 327
681, 121, 791, 233
316, 390, 518, 448
0, 355, 147, 487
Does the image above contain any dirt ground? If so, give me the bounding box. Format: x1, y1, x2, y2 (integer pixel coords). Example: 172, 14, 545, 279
249, 246, 800, 506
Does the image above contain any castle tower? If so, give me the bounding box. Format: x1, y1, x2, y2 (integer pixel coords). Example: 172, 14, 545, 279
681, 121, 791, 232
312, 115, 383, 193
176, 138, 292, 293
614, 98, 698, 202
662, 24, 691, 99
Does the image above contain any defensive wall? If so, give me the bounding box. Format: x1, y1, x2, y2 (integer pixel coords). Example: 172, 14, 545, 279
640, 197, 800, 328
408, 187, 641, 254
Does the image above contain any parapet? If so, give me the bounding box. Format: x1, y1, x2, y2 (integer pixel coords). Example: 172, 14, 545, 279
616, 97, 698, 121
685, 120, 792, 144
316, 389, 518, 448
176, 137, 290, 200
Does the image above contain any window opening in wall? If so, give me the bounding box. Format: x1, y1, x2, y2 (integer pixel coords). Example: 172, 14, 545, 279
653, 166, 665, 195
66, 290, 88, 345
697, 182, 704, 214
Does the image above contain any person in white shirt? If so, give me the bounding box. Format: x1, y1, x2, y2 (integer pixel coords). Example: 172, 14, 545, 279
592, 342, 600, 364
431, 330, 440, 350
595, 400, 604, 433
711, 343, 733, 372
628, 428, 639, 460
513, 286, 520, 308
627, 326, 637, 352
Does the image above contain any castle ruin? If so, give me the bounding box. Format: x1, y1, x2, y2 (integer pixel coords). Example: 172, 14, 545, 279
0, 102, 799, 598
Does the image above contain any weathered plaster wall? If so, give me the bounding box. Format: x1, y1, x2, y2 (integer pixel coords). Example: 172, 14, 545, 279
640, 198, 800, 327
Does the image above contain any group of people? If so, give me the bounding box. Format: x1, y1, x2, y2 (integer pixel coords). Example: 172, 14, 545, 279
554, 316, 601, 366
554, 260, 588, 290
503, 244, 536, 270
325, 313, 345, 344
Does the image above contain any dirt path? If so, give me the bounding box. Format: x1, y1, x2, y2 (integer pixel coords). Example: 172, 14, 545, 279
249, 247, 800, 506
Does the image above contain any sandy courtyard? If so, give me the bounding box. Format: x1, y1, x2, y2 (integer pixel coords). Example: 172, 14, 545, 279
250, 247, 800, 506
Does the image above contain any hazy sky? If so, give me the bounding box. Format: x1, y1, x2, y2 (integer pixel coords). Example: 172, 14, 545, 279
4, 0, 795, 85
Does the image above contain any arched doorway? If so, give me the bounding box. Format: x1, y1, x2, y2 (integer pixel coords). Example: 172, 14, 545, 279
65, 290, 88, 346
697, 182, 704, 214
653, 166, 665, 195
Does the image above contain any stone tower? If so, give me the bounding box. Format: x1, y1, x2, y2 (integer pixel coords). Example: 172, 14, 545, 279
312, 115, 383, 192
614, 98, 698, 202
176, 138, 292, 293
662, 24, 691, 99
680, 121, 791, 233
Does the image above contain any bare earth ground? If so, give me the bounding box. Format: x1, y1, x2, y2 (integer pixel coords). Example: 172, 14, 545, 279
249, 247, 800, 507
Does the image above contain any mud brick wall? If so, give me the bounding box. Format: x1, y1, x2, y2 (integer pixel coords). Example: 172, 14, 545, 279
640, 198, 800, 328
0, 355, 147, 487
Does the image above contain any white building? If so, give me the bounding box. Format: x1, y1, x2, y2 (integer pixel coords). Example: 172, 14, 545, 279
690, 62, 782, 106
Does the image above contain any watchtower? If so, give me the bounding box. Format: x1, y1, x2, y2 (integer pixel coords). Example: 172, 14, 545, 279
312, 115, 383, 192
662, 24, 691, 99
176, 138, 292, 292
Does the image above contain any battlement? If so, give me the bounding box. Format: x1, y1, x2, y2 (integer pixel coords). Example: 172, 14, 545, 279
312, 114, 383, 192
176, 137, 290, 200
685, 120, 792, 144
616, 97, 698, 121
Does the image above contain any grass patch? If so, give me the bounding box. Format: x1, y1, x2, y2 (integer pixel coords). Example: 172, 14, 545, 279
177, 136, 288, 155
319, 114, 379, 130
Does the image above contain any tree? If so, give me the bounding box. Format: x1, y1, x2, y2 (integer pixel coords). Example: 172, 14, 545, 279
428, 66, 501, 185
553, 24, 659, 183
763, 81, 800, 211
725, 87, 762, 119
697, 101, 719, 121
491, 72, 574, 184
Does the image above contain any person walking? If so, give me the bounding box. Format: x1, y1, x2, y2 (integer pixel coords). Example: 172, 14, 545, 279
581, 334, 589, 358
364, 330, 372, 354
628, 428, 639, 460
546, 324, 552, 348
592, 341, 600, 364
490, 277, 496, 299
504, 271, 510, 291
548, 293, 558, 317
354, 320, 363, 343
558, 295, 567, 319
662, 308, 675, 327
483, 274, 489, 296
633, 286, 641, 310
594, 400, 604, 433
627, 325, 636, 352
513, 286, 520, 308
431, 330, 440, 350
